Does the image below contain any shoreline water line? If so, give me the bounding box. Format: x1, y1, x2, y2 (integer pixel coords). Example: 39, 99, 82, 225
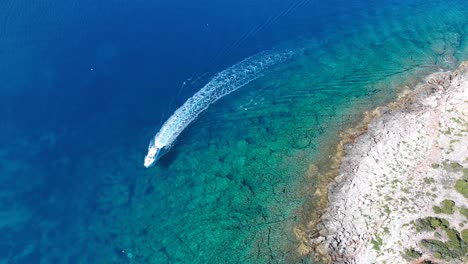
287, 61, 463, 262
305, 62, 468, 263
292, 94, 386, 260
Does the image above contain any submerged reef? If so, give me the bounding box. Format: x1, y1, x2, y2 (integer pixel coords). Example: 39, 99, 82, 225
313, 62, 468, 263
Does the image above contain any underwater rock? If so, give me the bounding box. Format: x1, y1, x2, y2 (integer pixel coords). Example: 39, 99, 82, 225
431, 39, 446, 55
292, 137, 311, 149
438, 54, 458, 68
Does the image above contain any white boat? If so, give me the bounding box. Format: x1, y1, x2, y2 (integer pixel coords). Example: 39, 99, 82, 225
144, 145, 164, 168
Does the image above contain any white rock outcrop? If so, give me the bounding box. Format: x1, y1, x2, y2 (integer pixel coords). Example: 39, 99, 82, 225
316, 63, 468, 263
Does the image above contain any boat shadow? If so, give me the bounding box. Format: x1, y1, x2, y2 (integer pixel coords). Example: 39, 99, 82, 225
156, 148, 179, 168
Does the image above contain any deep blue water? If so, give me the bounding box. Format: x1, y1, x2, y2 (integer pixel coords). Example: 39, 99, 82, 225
0, 0, 405, 131
1, 0, 468, 263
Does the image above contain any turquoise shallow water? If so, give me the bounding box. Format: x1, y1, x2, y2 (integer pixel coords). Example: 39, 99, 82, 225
89, 2, 468, 263
1, 0, 468, 263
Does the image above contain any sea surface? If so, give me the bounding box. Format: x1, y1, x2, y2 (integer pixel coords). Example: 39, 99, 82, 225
1, 0, 468, 263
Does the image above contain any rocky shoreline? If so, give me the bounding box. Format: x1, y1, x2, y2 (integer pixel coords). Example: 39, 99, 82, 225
312, 62, 468, 263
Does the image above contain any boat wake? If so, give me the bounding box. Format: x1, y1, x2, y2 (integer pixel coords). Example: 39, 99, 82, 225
144, 48, 294, 167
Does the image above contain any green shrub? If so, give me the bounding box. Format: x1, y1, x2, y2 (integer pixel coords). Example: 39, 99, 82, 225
462, 229, 468, 243
460, 207, 468, 219
445, 228, 461, 249
421, 239, 457, 259
445, 162, 463, 171
402, 248, 422, 260
421, 227, 468, 260
455, 179, 468, 197
440, 200, 455, 214
415, 217, 449, 231
371, 236, 383, 251
431, 218, 442, 227
424, 177, 435, 184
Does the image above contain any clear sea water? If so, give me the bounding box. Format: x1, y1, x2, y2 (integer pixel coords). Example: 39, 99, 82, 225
1, 0, 468, 263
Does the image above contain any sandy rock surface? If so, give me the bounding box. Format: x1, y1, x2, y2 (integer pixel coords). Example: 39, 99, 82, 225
315, 63, 468, 263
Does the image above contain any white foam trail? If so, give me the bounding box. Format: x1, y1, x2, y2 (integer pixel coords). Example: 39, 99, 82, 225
144, 48, 294, 167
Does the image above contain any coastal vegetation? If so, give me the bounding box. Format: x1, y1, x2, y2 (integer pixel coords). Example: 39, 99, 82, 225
402, 248, 422, 261
433, 200, 455, 214
410, 217, 468, 260
455, 179, 468, 197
